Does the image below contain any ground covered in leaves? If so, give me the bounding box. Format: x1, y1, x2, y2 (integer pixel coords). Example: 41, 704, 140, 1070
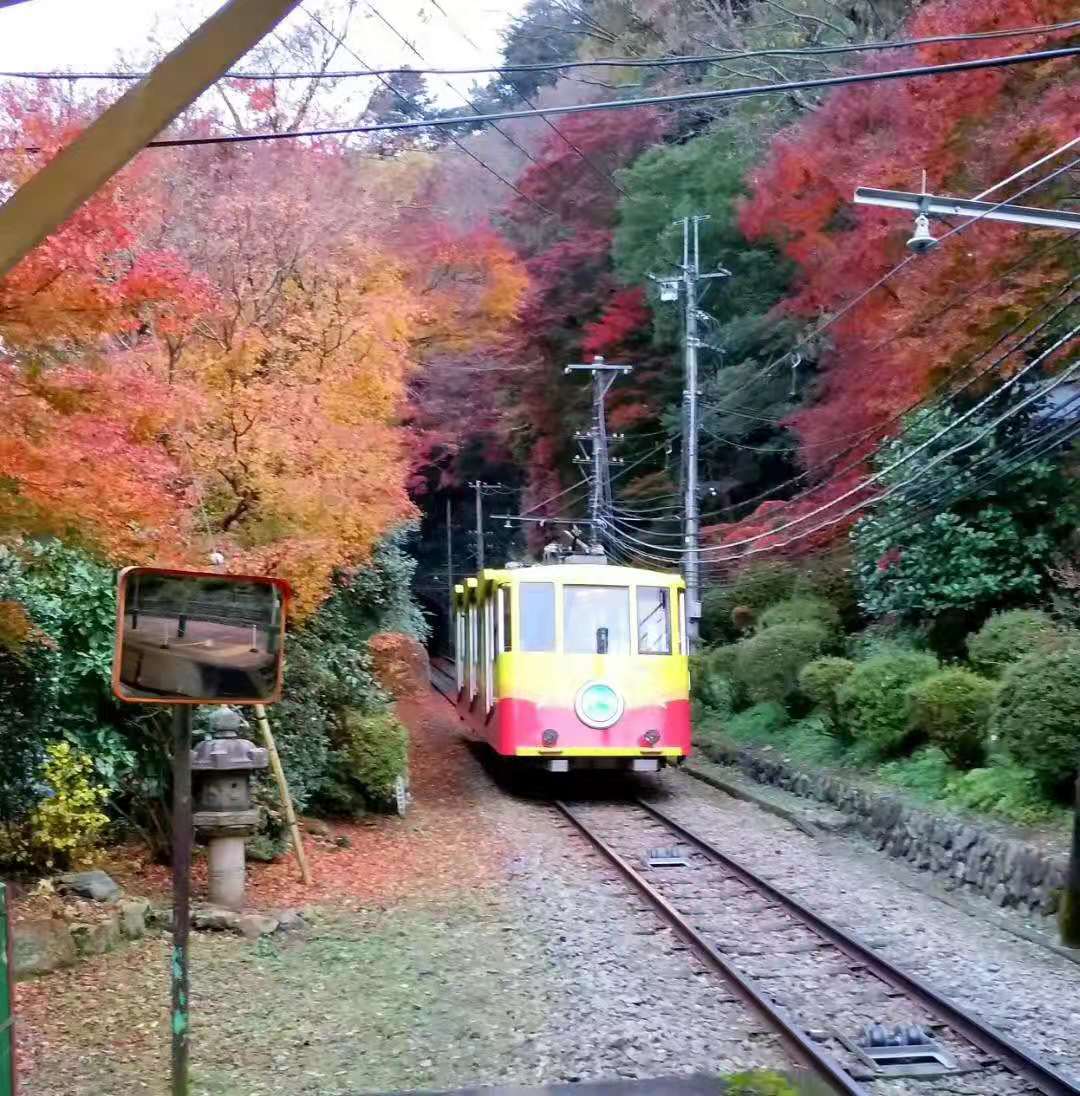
16, 693, 523, 1095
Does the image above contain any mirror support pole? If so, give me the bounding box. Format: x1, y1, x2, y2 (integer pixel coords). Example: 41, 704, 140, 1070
171, 706, 194, 1096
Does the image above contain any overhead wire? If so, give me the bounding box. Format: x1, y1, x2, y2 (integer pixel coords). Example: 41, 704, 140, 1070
93, 46, 1079, 149
6, 18, 1077, 81
299, 7, 554, 217
605, 305, 1080, 563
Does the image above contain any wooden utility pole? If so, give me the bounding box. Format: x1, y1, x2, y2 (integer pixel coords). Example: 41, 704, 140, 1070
253, 704, 311, 886
0, 0, 303, 279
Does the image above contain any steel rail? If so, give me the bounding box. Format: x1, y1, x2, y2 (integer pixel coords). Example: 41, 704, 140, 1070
553, 799, 867, 1096
635, 798, 1080, 1096
428, 657, 458, 707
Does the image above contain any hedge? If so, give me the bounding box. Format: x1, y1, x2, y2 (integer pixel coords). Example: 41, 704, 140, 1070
838, 650, 939, 755
734, 622, 829, 706
992, 646, 1080, 795
906, 668, 995, 769
966, 609, 1066, 678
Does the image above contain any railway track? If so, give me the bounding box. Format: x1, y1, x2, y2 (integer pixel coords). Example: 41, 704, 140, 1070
555, 797, 1080, 1096
429, 656, 457, 704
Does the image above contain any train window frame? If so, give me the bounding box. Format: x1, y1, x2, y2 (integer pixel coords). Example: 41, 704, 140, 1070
498, 585, 512, 653
563, 584, 631, 656
455, 608, 465, 692
519, 581, 556, 652
636, 585, 672, 655
678, 590, 689, 656
485, 596, 495, 713
468, 602, 478, 703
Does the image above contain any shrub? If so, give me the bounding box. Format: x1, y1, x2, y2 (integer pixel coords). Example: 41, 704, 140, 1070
734, 622, 829, 706
796, 554, 859, 631
946, 763, 1062, 826
691, 646, 740, 717
726, 701, 790, 742
966, 609, 1067, 678
798, 657, 855, 734
759, 595, 840, 635
319, 708, 409, 814
992, 646, 1080, 795
701, 563, 798, 643
838, 651, 939, 755
1, 743, 110, 870
906, 669, 995, 769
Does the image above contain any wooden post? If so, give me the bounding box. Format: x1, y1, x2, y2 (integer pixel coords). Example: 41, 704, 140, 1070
171, 706, 193, 1096
253, 704, 311, 886
1061, 770, 1080, 948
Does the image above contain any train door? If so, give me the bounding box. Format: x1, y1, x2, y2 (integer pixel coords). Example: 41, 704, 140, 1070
454, 601, 465, 695
467, 598, 478, 707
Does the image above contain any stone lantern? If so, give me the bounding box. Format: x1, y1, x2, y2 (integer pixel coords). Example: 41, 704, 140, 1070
192, 708, 268, 910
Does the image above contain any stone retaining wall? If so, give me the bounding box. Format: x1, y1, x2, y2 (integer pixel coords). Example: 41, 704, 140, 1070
703, 742, 1067, 917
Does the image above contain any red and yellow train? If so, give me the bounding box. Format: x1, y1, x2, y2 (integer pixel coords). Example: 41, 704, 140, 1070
451, 560, 691, 772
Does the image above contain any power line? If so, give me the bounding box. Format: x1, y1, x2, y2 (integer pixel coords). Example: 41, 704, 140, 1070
623, 322, 1080, 564
299, 7, 554, 217
117, 46, 1079, 149
361, 1, 541, 168
5, 19, 1077, 81
419, 0, 626, 197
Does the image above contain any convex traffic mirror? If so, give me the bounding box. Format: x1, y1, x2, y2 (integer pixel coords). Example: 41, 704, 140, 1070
113, 567, 288, 704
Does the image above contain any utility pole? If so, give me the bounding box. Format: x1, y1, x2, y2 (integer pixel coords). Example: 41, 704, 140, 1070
446, 497, 454, 604
469, 482, 500, 571
565, 355, 632, 550
656, 217, 730, 650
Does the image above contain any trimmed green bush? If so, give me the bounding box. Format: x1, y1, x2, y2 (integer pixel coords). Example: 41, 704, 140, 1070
966, 609, 1066, 678
726, 701, 790, 741
691, 645, 741, 717
732, 561, 799, 613
759, 595, 840, 635
700, 585, 740, 645
992, 646, 1080, 795
798, 657, 855, 735
796, 554, 859, 631
320, 708, 409, 814
906, 668, 995, 769
838, 651, 939, 755
734, 622, 829, 706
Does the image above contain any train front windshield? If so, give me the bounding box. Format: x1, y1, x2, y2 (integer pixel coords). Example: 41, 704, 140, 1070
563, 585, 631, 654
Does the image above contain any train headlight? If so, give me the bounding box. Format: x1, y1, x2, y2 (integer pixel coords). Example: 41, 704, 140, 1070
575, 682, 623, 729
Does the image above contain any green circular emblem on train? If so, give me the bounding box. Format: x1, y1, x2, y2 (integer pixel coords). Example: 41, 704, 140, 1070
576, 682, 623, 728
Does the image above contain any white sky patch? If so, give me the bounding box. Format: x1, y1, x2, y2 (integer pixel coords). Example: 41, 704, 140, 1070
0, 1, 526, 106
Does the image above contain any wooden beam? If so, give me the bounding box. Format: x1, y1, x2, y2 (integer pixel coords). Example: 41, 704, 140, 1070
0, 0, 302, 278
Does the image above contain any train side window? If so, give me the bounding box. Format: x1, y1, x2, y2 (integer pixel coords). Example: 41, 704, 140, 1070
498, 587, 512, 653
637, 586, 671, 655
519, 582, 555, 652
455, 610, 465, 691
678, 590, 689, 655
485, 598, 495, 711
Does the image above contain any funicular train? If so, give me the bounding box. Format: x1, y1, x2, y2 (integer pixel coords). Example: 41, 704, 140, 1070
451, 555, 691, 772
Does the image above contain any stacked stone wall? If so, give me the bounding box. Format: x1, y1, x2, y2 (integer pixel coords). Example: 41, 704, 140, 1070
702, 742, 1066, 917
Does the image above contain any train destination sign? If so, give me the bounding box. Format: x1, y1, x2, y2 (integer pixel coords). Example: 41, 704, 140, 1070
112, 567, 289, 705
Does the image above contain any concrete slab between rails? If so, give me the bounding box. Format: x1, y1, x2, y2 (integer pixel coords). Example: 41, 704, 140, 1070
684, 758, 850, 838
409, 1077, 739, 1094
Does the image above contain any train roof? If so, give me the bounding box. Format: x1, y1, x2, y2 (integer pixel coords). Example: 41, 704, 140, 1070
454, 562, 684, 599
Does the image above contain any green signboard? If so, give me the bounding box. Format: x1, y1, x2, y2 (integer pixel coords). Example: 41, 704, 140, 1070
0, 882, 13, 1096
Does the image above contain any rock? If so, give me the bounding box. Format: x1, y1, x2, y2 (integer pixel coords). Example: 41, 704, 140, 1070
70, 916, 121, 957
235, 913, 279, 940
274, 908, 305, 931
118, 898, 150, 940
55, 869, 120, 902
991, 884, 1012, 909
334, 834, 352, 849
13, 919, 77, 978
193, 905, 243, 932
148, 905, 174, 930
304, 818, 332, 837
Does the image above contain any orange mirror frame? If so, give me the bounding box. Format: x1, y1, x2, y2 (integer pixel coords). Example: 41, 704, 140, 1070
112, 567, 290, 705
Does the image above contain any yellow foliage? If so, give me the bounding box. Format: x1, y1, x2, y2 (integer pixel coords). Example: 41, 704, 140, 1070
21, 743, 109, 870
